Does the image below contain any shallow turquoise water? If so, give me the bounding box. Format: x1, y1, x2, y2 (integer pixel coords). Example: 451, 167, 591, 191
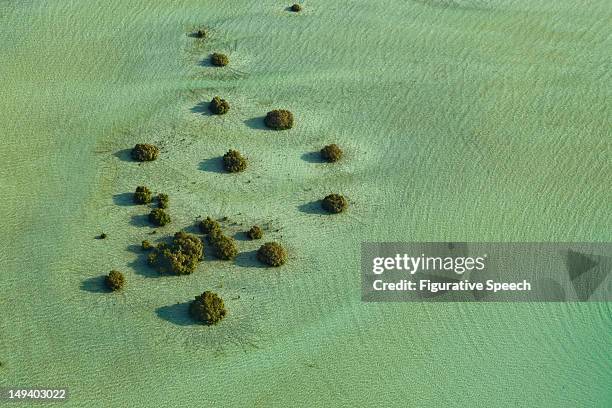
0, 1, 610, 406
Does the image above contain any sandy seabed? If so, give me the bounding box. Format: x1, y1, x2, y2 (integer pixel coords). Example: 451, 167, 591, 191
0, 1, 610, 406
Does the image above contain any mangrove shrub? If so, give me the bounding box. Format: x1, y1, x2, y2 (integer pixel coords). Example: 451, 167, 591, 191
210, 52, 229, 67
322, 193, 347, 213
209, 96, 230, 115
222, 149, 247, 173
105, 270, 125, 291
131, 143, 159, 162
320, 144, 343, 162
134, 186, 152, 204
189, 291, 227, 325
257, 242, 287, 267
149, 208, 171, 226
247, 225, 263, 240
264, 109, 294, 130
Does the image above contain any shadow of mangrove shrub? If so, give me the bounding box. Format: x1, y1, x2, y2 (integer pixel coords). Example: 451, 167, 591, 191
147, 231, 204, 275
189, 291, 227, 325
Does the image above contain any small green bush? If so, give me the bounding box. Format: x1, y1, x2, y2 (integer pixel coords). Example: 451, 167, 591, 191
99, 233, 107, 239
189, 291, 227, 325
157, 193, 169, 209
199, 216, 221, 235
134, 186, 152, 204
290, 4, 302, 12
209, 96, 230, 115
320, 144, 343, 162
322, 193, 347, 213
142, 240, 153, 250
222, 149, 247, 173
264, 109, 294, 130
131, 144, 159, 162
149, 208, 171, 226
212, 234, 238, 260
210, 52, 229, 67
247, 225, 263, 240
257, 242, 287, 267
149, 232, 204, 275
105, 270, 125, 291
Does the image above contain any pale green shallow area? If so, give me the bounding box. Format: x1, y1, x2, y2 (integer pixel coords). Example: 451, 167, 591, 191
0, 0, 610, 406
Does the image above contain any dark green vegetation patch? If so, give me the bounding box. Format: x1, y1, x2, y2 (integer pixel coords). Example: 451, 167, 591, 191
131, 143, 159, 162
209, 96, 230, 115
210, 52, 229, 67
134, 186, 152, 204
320, 144, 343, 162
257, 242, 287, 267
321, 193, 347, 213
148, 232, 204, 275
247, 225, 263, 240
290, 4, 302, 12
149, 208, 171, 226
264, 109, 294, 130
211, 234, 239, 260
222, 149, 247, 173
105, 270, 125, 291
189, 291, 227, 325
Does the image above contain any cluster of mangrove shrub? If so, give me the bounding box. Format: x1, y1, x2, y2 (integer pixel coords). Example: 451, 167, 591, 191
189, 291, 227, 325
209, 96, 230, 115
321, 144, 343, 162
290, 4, 302, 12
223, 149, 247, 173
264, 109, 294, 130
322, 193, 348, 213
98, 233, 107, 240
199, 216, 221, 235
157, 193, 169, 209
257, 242, 287, 267
149, 208, 171, 226
210, 52, 229, 67
148, 231, 204, 275
131, 143, 159, 162
134, 186, 152, 204
247, 225, 263, 240
198, 216, 238, 260
142, 240, 153, 250
105, 270, 125, 291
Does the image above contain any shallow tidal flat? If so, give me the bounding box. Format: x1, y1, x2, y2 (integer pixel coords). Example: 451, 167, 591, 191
0, 0, 610, 406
